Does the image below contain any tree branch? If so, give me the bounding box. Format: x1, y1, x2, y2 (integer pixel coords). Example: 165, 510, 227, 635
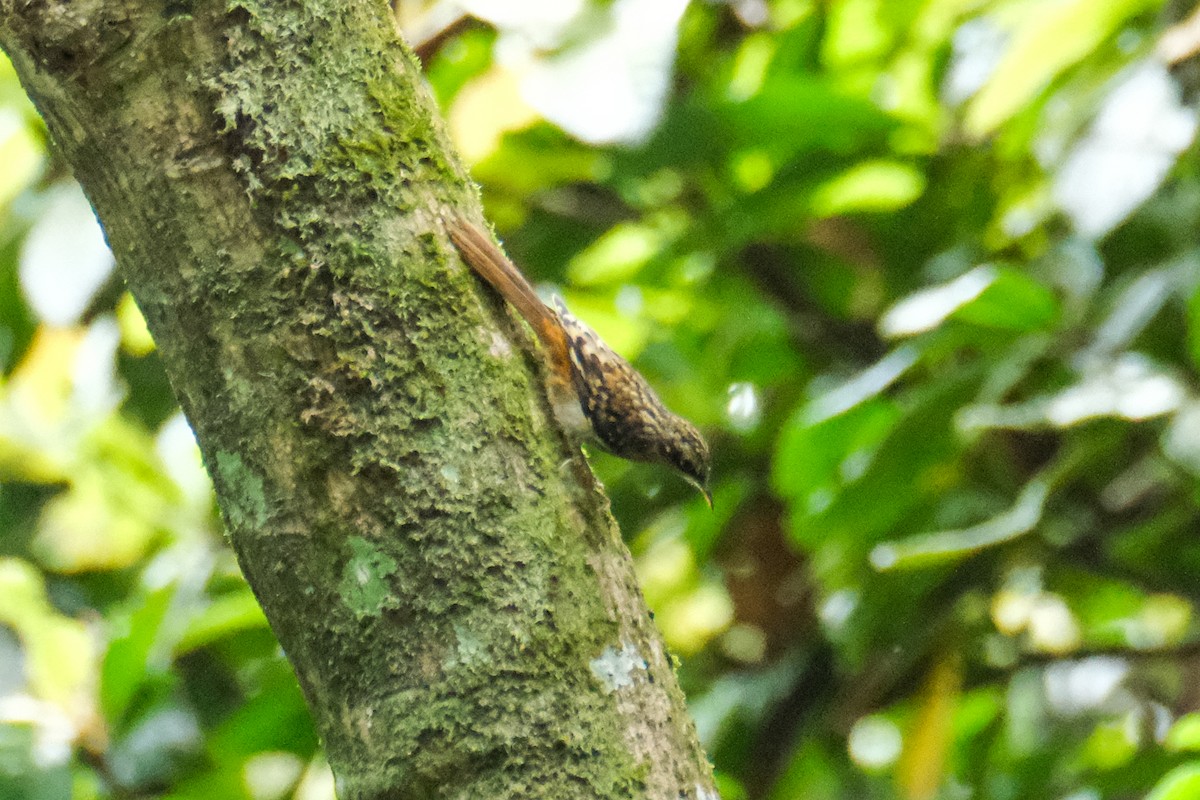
0, 1, 716, 797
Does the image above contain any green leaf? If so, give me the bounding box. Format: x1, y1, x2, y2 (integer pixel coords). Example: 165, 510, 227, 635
768, 739, 843, 800
821, 0, 895, 68
965, 0, 1159, 138
473, 124, 608, 199
209, 664, 317, 759
808, 160, 926, 217
0, 110, 42, 209
0, 724, 71, 800
567, 222, 665, 286
773, 397, 900, 506
1147, 763, 1200, 800
104, 703, 202, 791
881, 268, 997, 337
1186, 285, 1200, 371
724, 76, 897, 158
952, 267, 1059, 331
1167, 714, 1200, 752
0, 558, 93, 711
174, 590, 269, 656
101, 584, 176, 725
794, 370, 980, 562
871, 478, 1048, 571
881, 266, 1057, 338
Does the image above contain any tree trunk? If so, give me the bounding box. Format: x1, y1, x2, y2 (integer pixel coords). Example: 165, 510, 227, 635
0, 2, 717, 798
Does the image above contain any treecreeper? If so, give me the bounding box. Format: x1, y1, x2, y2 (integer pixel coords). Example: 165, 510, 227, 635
446, 214, 713, 506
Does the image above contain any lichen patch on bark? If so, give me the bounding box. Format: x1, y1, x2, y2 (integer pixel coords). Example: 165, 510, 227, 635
339, 536, 399, 619
215, 450, 269, 528
591, 642, 649, 693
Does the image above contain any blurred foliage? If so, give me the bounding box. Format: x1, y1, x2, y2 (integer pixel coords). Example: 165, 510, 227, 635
4, 0, 1200, 798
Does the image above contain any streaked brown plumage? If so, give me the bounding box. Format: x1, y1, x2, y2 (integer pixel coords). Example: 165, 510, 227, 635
447, 214, 712, 505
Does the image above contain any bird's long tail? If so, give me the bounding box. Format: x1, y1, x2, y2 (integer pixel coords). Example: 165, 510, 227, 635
446, 213, 572, 379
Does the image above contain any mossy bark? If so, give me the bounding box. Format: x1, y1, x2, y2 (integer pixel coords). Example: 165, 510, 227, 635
0, 1, 717, 798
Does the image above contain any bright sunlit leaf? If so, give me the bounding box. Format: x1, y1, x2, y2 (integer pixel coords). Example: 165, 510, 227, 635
1052, 61, 1196, 238
808, 160, 926, 217
567, 222, 664, 286
116, 293, 156, 357
19, 183, 115, 327
0, 558, 95, 715
1167, 714, 1200, 752
0, 108, 42, 208
964, 0, 1159, 138
871, 479, 1049, 571
897, 653, 960, 799
1146, 763, 1200, 800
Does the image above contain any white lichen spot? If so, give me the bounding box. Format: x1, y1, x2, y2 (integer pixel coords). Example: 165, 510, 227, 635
355, 706, 374, 740
488, 329, 512, 358
589, 642, 646, 693
695, 784, 721, 800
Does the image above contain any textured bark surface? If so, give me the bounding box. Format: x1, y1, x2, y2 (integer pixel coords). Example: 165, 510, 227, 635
0, 1, 717, 798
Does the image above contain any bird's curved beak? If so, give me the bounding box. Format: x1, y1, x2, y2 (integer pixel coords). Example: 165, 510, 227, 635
684, 475, 714, 509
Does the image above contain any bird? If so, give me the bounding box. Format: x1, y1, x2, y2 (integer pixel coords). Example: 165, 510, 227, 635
446, 213, 712, 506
